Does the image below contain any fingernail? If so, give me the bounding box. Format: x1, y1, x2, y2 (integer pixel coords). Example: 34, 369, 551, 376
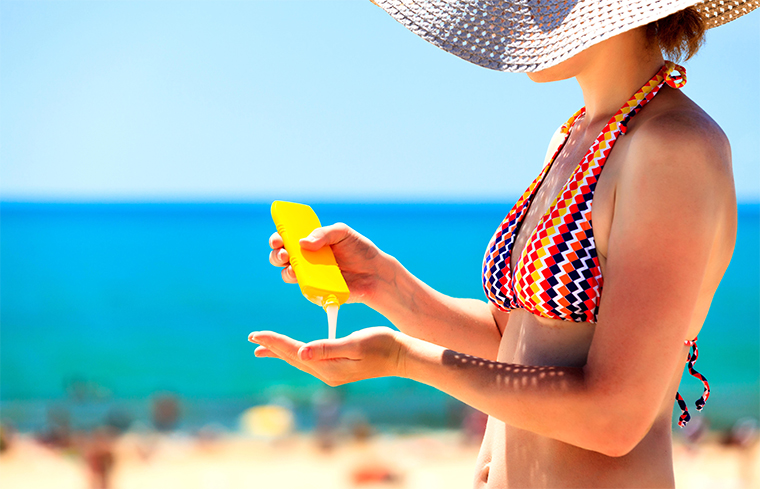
301, 347, 313, 361
248, 332, 258, 343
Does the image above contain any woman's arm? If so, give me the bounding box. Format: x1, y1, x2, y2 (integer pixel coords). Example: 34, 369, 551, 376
254, 113, 734, 456
398, 111, 734, 456
270, 225, 505, 360
370, 254, 505, 360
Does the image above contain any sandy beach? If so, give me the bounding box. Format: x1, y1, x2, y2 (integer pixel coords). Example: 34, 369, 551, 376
1, 431, 757, 489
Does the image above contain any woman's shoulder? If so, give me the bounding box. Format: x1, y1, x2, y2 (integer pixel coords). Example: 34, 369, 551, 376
625, 89, 732, 179
608, 87, 736, 242
624, 90, 733, 194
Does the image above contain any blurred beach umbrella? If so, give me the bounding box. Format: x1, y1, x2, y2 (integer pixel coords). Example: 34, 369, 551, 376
240, 405, 294, 438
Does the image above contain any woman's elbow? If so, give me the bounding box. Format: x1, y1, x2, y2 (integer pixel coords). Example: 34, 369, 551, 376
576, 371, 661, 457
584, 408, 654, 457
593, 435, 641, 458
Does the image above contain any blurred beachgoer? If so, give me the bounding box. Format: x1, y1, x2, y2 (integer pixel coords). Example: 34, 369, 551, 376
37, 405, 73, 450
350, 464, 403, 487
105, 407, 132, 435
461, 407, 489, 446
196, 422, 225, 451
348, 415, 373, 443
152, 394, 180, 432
125, 421, 159, 461
342, 413, 403, 487
0, 423, 14, 453
253, 2, 757, 488
724, 417, 759, 488
313, 388, 341, 452
65, 376, 90, 402
681, 415, 709, 452
83, 427, 116, 489
724, 417, 759, 449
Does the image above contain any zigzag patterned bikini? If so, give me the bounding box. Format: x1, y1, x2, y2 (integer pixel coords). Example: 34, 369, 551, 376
482, 62, 709, 427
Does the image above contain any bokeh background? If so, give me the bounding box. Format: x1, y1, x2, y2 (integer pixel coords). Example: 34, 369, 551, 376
1, 1, 758, 488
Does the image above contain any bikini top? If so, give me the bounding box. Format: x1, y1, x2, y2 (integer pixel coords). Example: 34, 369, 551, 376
482, 62, 708, 427
482, 62, 690, 323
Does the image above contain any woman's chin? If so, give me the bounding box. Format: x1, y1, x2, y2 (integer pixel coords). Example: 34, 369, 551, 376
526, 53, 587, 83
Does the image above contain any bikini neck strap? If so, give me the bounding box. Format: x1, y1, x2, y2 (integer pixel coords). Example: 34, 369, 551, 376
559, 61, 687, 137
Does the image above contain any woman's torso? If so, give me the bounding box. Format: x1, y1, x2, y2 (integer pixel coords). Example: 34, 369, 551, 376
475, 85, 736, 488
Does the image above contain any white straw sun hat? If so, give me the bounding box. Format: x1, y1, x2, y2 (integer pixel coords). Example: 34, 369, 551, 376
369, 0, 759, 72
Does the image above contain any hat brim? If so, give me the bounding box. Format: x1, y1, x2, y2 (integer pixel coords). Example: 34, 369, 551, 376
371, 0, 758, 73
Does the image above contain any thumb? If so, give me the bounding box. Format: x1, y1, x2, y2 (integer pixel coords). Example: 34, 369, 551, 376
299, 223, 350, 251
299, 336, 358, 361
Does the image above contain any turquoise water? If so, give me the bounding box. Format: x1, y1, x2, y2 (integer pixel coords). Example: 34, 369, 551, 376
1, 203, 758, 431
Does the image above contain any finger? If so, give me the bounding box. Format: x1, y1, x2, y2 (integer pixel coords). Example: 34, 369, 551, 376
300, 223, 351, 251
249, 331, 304, 360
269, 248, 290, 267
254, 346, 276, 358
299, 337, 359, 361
250, 331, 308, 367
281, 266, 297, 284
269, 232, 284, 250
248, 332, 286, 359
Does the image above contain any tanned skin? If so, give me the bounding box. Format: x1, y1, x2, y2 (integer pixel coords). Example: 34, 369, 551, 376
252, 26, 736, 489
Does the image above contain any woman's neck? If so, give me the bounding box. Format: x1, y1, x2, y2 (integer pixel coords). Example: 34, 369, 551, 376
575, 29, 665, 127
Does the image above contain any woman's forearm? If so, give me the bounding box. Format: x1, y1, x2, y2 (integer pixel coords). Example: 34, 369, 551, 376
398, 334, 649, 457
367, 254, 502, 360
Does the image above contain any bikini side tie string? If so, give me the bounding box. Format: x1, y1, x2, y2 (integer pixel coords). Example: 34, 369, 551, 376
675, 336, 710, 428
676, 392, 690, 427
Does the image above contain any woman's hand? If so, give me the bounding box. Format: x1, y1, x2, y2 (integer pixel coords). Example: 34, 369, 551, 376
268, 222, 501, 360
268, 223, 390, 305
248, 327, 406, 386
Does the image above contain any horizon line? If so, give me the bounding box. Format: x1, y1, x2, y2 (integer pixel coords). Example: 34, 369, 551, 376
2, 198, 760, 206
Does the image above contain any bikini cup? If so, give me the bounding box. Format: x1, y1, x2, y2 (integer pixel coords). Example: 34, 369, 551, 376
481, 62, 708, 426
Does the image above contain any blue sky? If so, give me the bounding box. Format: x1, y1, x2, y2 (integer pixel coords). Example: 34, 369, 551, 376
1, 0, 758, 202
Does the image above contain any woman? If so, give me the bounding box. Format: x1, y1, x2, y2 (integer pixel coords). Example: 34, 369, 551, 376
250, 1, 756, 487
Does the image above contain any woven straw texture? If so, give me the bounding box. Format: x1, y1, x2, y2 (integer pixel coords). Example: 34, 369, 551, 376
371, 0, 759, 72
695, 0, 760, 27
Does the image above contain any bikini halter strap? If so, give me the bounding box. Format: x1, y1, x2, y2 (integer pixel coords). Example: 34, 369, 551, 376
558, 61, 687, 137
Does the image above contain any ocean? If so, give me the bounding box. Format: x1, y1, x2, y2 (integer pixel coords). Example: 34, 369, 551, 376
1, 203, 758, 432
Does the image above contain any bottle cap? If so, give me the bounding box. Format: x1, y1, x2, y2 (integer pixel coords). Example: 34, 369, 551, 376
322, 294, 340, 310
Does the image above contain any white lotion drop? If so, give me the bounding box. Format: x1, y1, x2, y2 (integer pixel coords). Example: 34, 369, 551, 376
325, 304, 339, 340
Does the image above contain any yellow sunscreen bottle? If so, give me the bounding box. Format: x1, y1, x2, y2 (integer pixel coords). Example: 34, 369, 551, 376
271, 201, 350, 339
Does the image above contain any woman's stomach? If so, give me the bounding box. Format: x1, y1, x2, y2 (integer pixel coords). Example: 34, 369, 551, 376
473, 308, 677, 488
